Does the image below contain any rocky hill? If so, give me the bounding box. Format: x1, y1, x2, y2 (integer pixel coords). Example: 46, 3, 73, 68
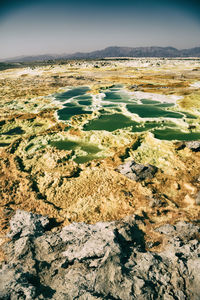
3, 46, 200, 62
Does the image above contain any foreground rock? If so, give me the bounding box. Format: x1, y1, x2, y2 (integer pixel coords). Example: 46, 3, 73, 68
0, 210, 200, 299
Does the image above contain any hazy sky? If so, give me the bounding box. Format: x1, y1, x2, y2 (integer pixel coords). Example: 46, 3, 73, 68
0, 0, 200, 59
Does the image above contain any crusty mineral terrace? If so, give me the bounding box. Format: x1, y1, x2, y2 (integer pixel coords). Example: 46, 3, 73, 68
0, 58, 200, 257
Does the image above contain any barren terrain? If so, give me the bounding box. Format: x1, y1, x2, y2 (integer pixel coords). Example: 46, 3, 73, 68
0, 58, 200, 257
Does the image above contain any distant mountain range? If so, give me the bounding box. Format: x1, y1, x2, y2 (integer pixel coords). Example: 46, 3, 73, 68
2, 46, 200, 62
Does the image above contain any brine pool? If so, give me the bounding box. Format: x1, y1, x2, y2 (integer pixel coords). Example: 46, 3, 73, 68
54, 85, 199, 139
50, 85, 200, 162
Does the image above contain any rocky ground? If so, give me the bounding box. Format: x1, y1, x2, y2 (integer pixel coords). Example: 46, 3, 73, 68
0, 210, 200, 299
0, 58, 200, 299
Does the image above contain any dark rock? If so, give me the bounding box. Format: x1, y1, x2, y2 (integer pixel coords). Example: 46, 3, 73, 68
116, 160, 158, 181
0, 211, 200, 299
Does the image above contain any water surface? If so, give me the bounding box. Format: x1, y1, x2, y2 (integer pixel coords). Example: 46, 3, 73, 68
54, 86, 199, 141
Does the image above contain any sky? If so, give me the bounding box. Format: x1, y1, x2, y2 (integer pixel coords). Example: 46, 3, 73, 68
0, 0, 200, 59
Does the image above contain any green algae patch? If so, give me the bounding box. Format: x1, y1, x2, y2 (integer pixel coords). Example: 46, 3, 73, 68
50, 140, 78, 151
0, 142, 10, 147
74, 154, 104, 164
181, 112, 197, 119
50, 139, 104, 164
131, 121, 167, 133
140, 99, 160, 105
25, 143, 35, 152
153, 128, 200, 141
51, 140, 100, 153
126, 104, 183, 119
103, 91, 132, 104
78, 100, 93, 106
156, 103, 175, 108
55, 87, 90, 102
80, 144, 101, 154
57, 106, 92, 121
2, 126, 25, 135
84, 113, 136, 132
76, 95, 93, 100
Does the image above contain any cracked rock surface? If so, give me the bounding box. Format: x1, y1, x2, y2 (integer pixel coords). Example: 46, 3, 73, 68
0, 210, 200, 299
